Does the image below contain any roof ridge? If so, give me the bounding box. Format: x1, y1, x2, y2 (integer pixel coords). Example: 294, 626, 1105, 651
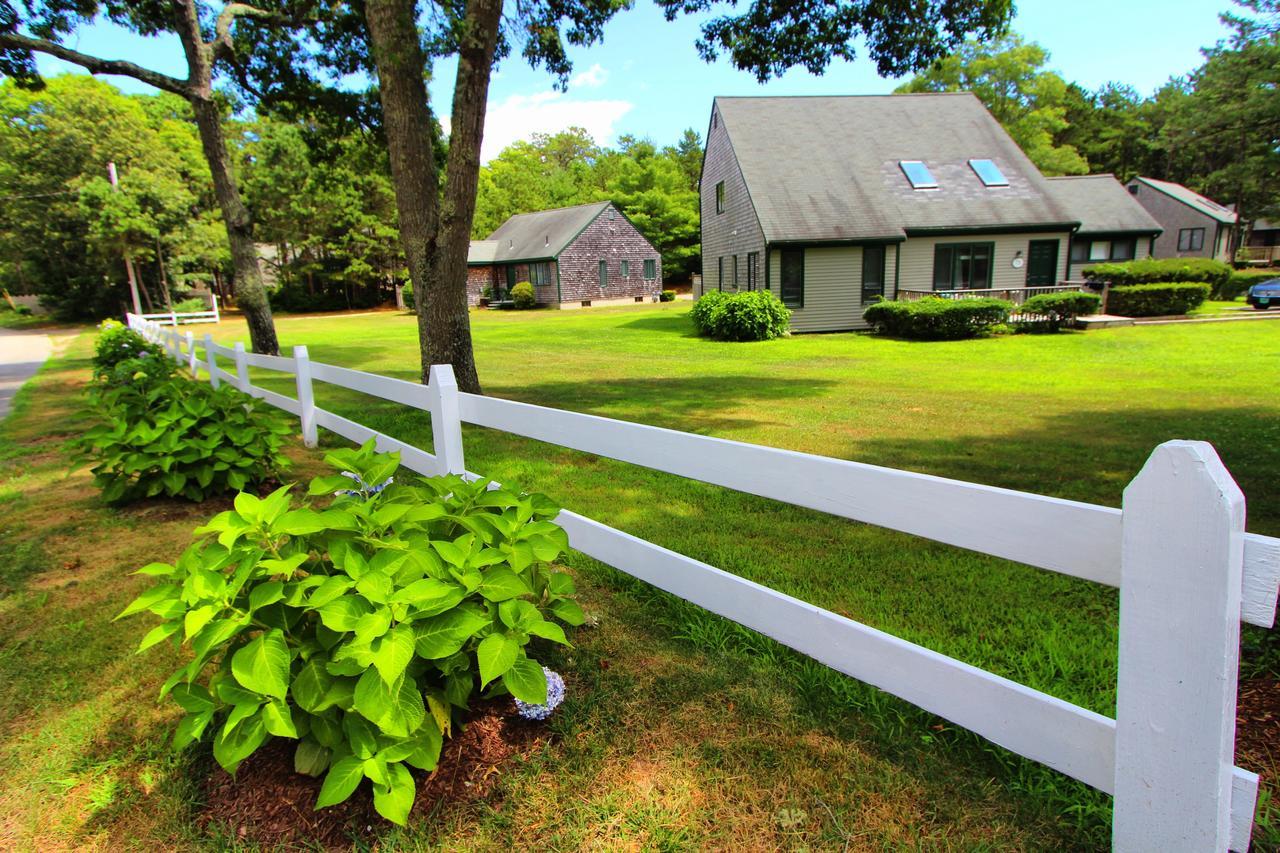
715, 92, 975, 101
1045, 173, 1116, 180
502, 199, 611, 218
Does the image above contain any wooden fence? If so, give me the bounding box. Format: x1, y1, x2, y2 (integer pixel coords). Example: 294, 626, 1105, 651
128, 314, 1280, 851
135, 294, 220, 326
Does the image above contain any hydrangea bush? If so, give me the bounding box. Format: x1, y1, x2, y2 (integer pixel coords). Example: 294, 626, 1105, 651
117, 441, 583, 825
93, 319, 166, 379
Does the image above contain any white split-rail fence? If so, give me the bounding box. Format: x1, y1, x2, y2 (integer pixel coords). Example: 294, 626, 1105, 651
127, 313, 1280, 851
134, 293, 221, 327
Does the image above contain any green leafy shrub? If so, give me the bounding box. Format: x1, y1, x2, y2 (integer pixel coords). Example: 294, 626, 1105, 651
511, 281, 536, 310
659, 290, 676, 302
171, 297, 209, 313
864, 297, 1012, 340
77, 372, 292, 503
1018, 291, 1102, 331
1082, 257, 1230, 293
116, 441, 582, 825
1223, 269, 1279, 300
14, 304, 32, 316
1106, 282, 1210, 317
94, 320, 166, 378
402, 282, 415, 312
689, 291, 729, 335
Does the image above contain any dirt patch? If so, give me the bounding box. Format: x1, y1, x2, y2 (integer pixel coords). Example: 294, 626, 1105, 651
200, 701, 546, 850
1236, 677, 1280, 775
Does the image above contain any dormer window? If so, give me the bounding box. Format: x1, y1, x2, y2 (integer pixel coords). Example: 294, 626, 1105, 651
900, 160, 937, 190
969, 159, 1008, 187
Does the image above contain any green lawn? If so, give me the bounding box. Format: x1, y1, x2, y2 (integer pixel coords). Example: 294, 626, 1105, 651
2, 305, 1277, 849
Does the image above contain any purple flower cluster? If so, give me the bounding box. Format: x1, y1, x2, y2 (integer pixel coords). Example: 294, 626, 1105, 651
515, 667, 565, 721
334, 470, 393, 499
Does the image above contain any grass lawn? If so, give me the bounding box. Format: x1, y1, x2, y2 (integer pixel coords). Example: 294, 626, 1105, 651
2, 304, 1278, 849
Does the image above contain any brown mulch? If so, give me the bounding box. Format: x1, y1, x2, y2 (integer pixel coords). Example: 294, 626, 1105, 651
200, 701, 546, 850
1236, 677, 1280, 776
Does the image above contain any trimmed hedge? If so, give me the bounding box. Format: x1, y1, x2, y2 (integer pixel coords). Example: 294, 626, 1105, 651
1082, 257, 1230, 293
1223, 269, 1280, 300
660, 290, 676, 302
1018, 291, 1102, 331
511, 281, 536, 309
863, 297, 1012, 340
1106, 282, 1210, 317
690, 290, 791, 341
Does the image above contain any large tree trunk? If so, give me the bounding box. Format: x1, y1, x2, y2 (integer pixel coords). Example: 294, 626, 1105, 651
365, 0, 496, 393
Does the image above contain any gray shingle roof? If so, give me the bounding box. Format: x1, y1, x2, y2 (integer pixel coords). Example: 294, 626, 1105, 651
474, 200, 612, 264
715, 93, 1077, 243
1044, 174, 1162, 235
1132, 177, 1238, 224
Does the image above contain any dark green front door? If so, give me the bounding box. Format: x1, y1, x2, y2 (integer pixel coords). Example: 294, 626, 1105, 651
1026, 240, 1059, 286
502, 265, 517, 300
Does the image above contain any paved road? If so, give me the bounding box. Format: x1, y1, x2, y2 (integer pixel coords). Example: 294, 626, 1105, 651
0, 327, 56, 420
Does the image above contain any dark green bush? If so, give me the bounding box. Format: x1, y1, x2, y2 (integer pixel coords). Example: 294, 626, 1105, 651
93, 320, 166, 378
402, 282, 415, 312
77, 371, 292, 503
691, 290, 790, 341
117, 441, 582, 825
14, 305, 32, 316
1223, 270, 1280, 300
269, 283, 387, 314
1018, 291, 1102, 331
1106, 282, 1210, 317
690, 291, 729, 336
659, 290, 676, 302
1082, 257, 1230, 293
171, 297, 209, 313
511, 281, 536, 310
863, 297, 1012, 340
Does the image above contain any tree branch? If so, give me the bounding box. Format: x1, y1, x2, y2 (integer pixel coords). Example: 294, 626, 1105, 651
0, 32, 192, 97
211, 3, 279, 63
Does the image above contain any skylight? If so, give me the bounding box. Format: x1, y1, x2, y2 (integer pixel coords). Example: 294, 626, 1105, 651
969, 159, 1008, 187
899, 160, 937, 190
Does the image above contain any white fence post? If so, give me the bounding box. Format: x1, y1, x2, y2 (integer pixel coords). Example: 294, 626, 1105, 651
185, 331, 197, 376
204, 334, 220, 389
293, 345, 318, 448
212, 293, 220, 323
233, 342, 250, 392
1113, 440, 1247, 850
427, 364, 465, 476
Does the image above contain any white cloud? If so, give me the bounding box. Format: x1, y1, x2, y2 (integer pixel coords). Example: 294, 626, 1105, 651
569, 63, 608, 89
444, 90, 633, 163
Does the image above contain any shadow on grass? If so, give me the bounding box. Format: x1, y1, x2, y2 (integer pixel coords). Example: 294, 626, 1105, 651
615, 312, 697, 336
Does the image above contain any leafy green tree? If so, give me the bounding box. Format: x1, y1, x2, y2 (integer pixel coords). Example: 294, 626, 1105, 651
896, 33, 1088, 176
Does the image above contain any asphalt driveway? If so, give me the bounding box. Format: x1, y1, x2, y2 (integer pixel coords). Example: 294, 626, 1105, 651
0, 327, 57, 420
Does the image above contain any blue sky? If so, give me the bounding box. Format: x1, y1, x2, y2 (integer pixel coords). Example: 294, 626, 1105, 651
32, 0, 1232, 161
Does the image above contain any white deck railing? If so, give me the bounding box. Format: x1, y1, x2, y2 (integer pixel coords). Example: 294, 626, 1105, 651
128, 314, 1279, 851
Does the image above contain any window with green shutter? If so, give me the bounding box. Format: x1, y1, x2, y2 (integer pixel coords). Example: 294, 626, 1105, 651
643, 258, 656, 279
621, 260, 629, 278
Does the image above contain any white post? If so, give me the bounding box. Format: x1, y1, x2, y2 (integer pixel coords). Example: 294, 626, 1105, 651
233, 342, 250, 392
293, 345, 317, 448
1113, 440, 1247, 851
204, 334, 220, 389
427, 364, 465, 476
212, 293, 220, 323
170, 307, 178, 327
185, 330, 197, 376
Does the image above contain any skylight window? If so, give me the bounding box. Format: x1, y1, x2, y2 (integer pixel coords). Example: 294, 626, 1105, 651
900, 160, 937, 189
969, 159, 1008, 187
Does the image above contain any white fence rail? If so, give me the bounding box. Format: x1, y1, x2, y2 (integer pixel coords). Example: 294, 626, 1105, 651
135, 294, 221, 326
128, 314, 1279, 851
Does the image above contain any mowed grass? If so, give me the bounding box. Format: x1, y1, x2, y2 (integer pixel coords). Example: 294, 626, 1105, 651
0, 306, 1276, 849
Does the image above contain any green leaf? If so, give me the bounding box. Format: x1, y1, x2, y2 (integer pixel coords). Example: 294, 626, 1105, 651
356, 570, 393, 604
137, 621, 181, 652
498, 599, 540, 632
429, 539, 467, 568
308, 575, 353, 608
183, 604, 220, 639
478, 568, 531, 603
259, 553, 308, 577
134, 562, 175, 577
309, 474, 356, 496
249, 581, 285, 611
503, 657, 548, 704
372, 762, 415, 826
233, 491, 263, 522
262, 700, 297, 737
547, 571, 576, 596
414, 609, 490, 659
318, 595, 373, 632
170, 683, 215, 714
192, 618, 246, 663
315, 755, 364, 809
212, 714, 268, 774
371, 624, 415, 684
294, 739, 330, 777
404, 720, 444, 771
476, 633, 519, 688
294, 659, 335, 713
173, 709, 214, 750
343, 711, 380, 759
528, 620, 569, 645
549, 599, 586, 627
115, 584, 180, 620
275, 507, 327, 535
353, 607, 393, 643
362, 756, 390, 786
353, 670, 425, 738
223, 701, 261, 736
231, 629, 291, 701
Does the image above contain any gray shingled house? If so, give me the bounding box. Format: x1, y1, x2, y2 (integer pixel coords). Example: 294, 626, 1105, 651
1124, 177, 1237, 263
1044, 175, 1163, 279
698, 93, 1082, 332
467, 201, 662, 308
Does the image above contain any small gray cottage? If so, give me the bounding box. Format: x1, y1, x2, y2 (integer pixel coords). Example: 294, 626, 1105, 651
467, 201, 662, 308
1124, 177, 1237, 263
697, 93, 1080, 332
1044, 175, 1162, 279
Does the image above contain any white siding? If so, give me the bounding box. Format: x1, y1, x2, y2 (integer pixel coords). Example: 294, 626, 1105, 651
897, 232, 1071, 293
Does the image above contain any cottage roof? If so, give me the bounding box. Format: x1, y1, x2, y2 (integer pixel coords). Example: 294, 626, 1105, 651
1044, 174, 1162, 236
477, 200, 612, 264
713, 93, 1077, 243
1131, 177, 1238, 224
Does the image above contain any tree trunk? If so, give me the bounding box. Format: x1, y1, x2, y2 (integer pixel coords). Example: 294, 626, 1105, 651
364, 0, 496, 393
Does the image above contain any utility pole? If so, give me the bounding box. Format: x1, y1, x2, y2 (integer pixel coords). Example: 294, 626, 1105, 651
107, 162, 143, 315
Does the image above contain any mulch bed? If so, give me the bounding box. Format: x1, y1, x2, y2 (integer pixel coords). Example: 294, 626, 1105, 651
1236, 677, 1280, 776
200, 700, 546, 850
